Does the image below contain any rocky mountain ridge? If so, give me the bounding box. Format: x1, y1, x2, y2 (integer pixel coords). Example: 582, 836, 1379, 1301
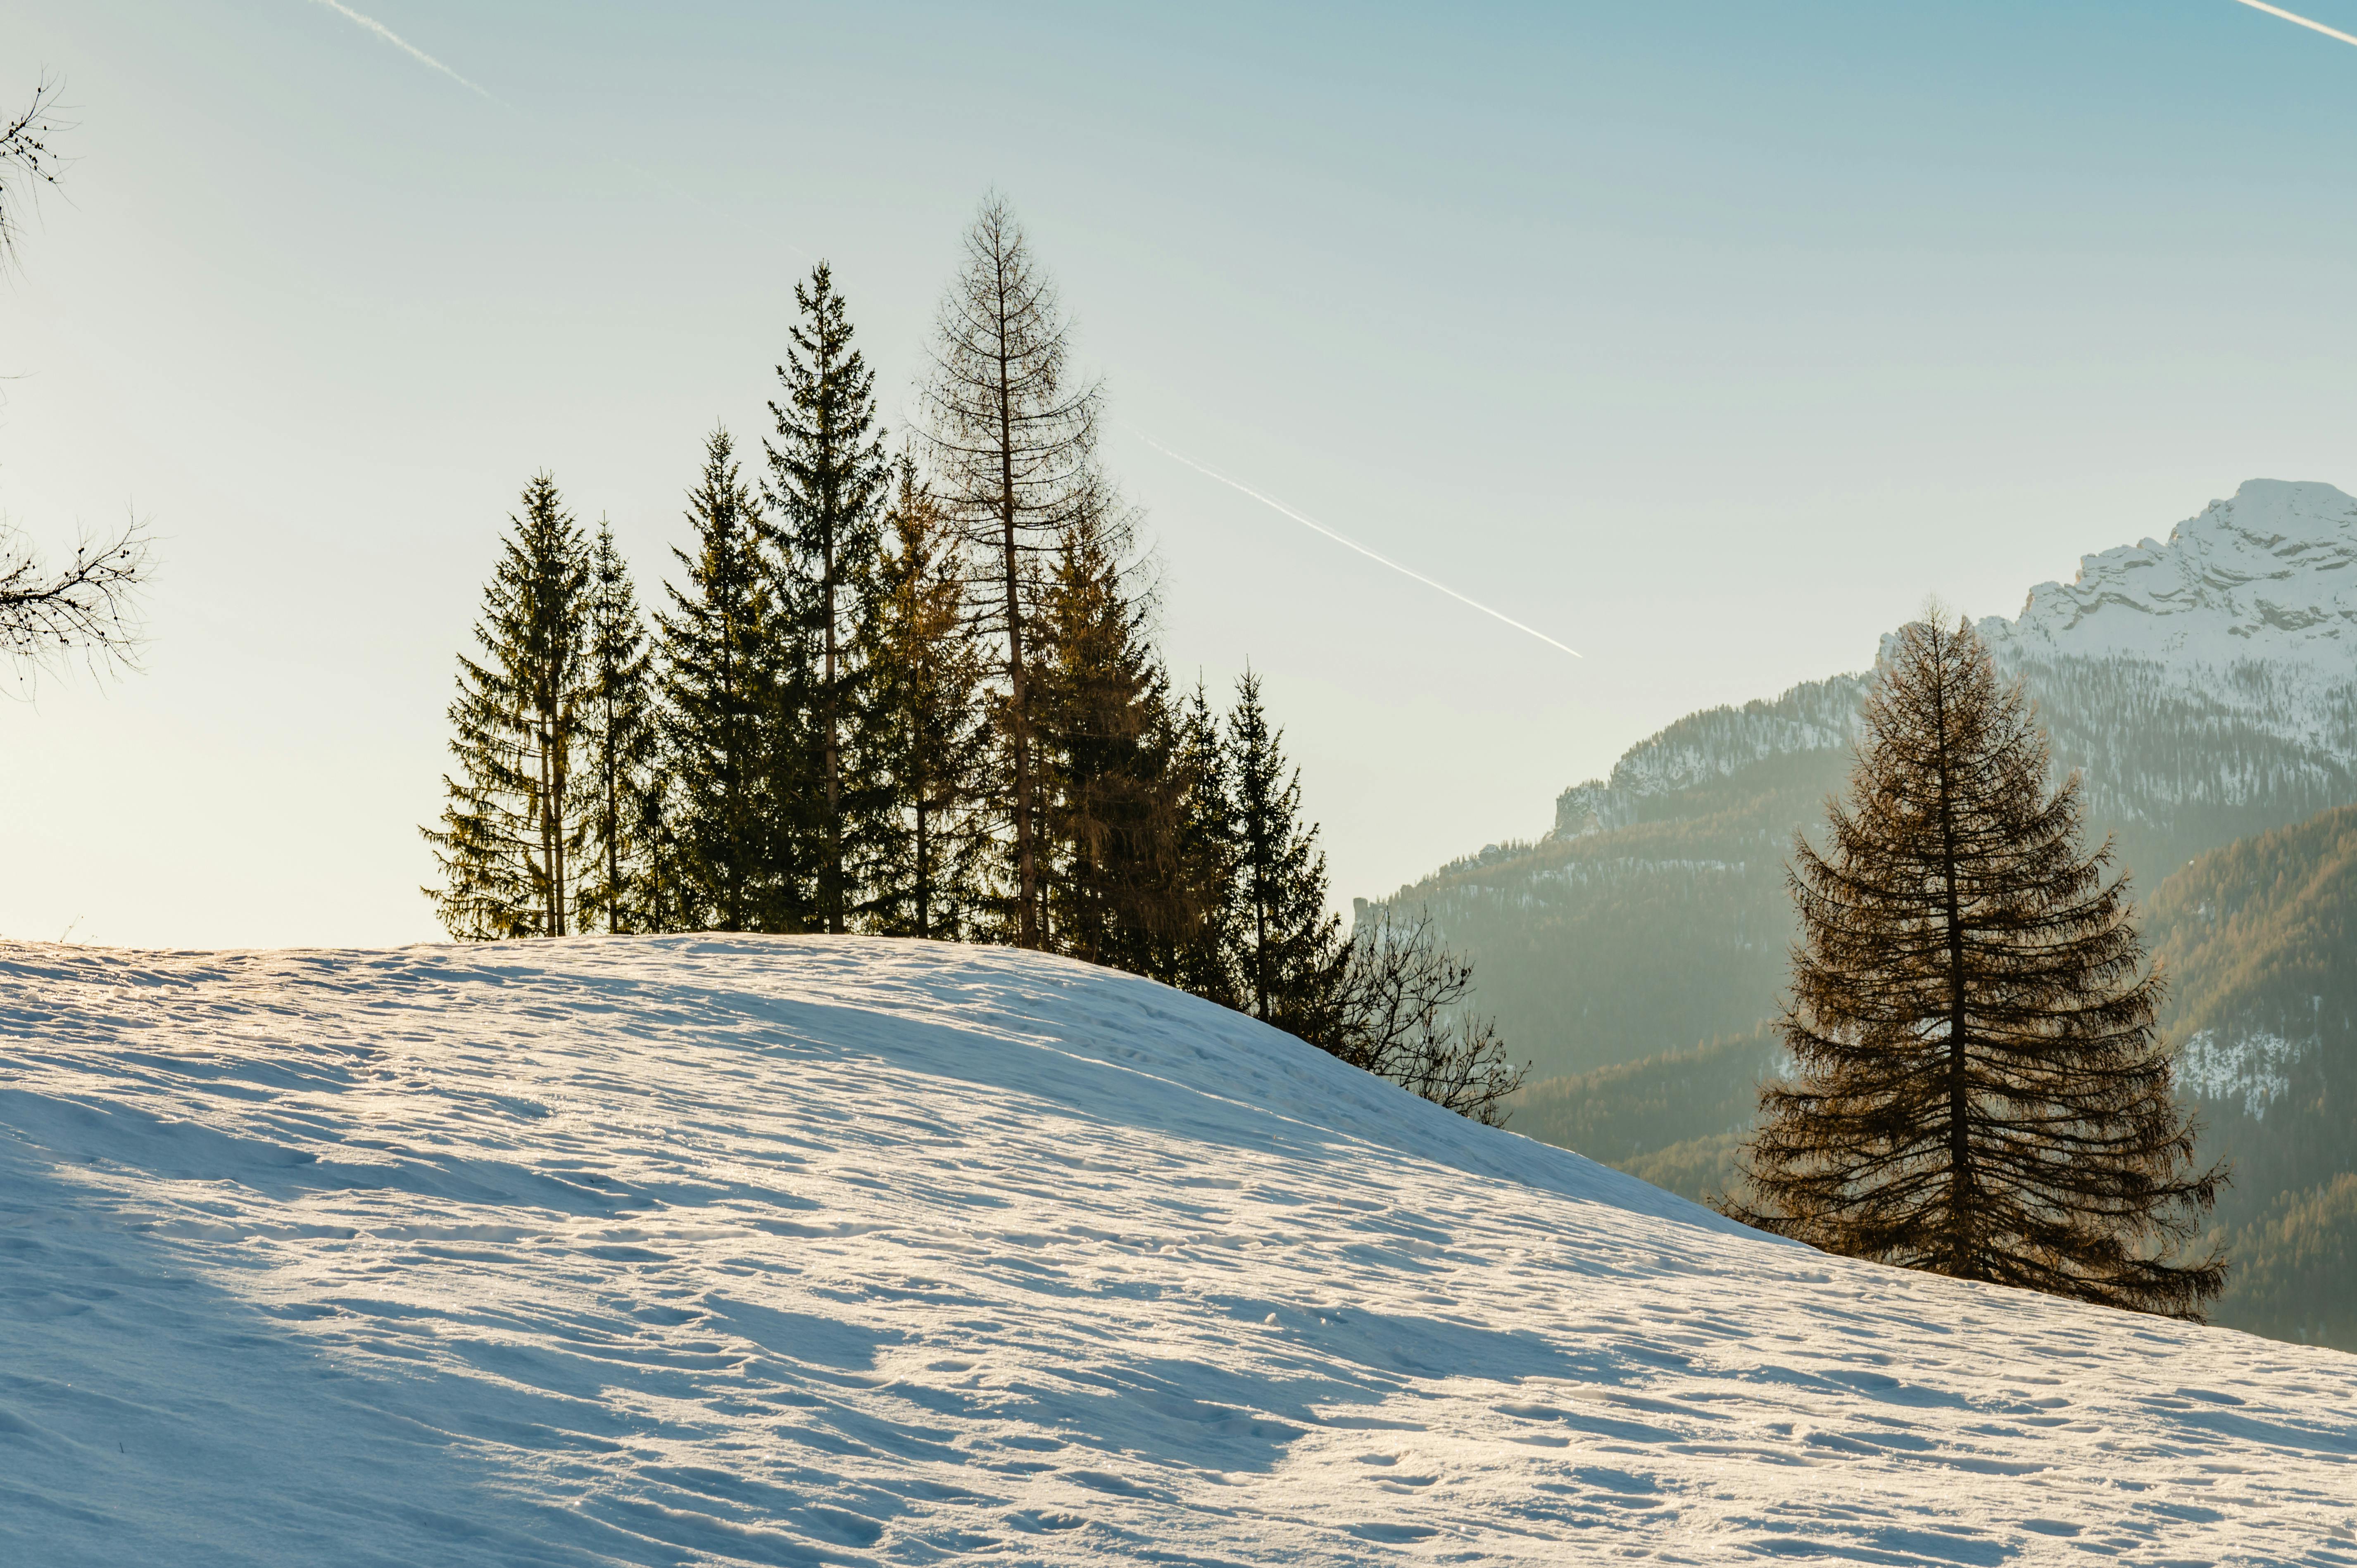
1549, 478, 2357, 845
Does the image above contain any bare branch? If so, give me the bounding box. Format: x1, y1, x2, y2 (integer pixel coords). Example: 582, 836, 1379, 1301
0, 73, 70, 272
1, 513, 152, 691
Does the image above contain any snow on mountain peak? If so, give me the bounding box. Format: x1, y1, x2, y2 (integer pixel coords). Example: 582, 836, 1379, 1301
6, 935, 2355, 1563
1982, 478, 2357, 669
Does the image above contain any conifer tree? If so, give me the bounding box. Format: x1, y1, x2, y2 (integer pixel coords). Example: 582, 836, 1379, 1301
635, 750, 692, 934
1165, 679, 1239, 1004
660, 428, 794, 932
1728, 614, 2227, 1318
858, 458, 991, 939
423, 473, 592, 939
767, 261, 890, 935
918, 194, 1102, 948
1035, 500, 1179, 969
1228, 670, 1344, 1038
579, 519, 659, 933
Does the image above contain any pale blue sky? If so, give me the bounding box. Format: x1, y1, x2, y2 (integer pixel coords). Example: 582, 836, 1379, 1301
6, 0, 2357, 946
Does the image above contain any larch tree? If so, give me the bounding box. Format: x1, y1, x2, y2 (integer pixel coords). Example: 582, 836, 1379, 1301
1034, 499, 1178, 971
1727, 613, 2227, 1319
579, 519, 659, 933
423, 473, 592, 939
858, 457, 991, 939
917, 193, 1102, 948
660, 428, 790, 932
1227, 669, 1344, 1040
766, 261, 889, 935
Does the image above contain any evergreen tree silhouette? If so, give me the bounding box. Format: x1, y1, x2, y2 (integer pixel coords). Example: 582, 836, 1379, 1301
1035, 503, 1177, 970
1729, 614, 2226, 1318
858, 457, 992, 939
767, 262, 890, 935
1227, 670, 1344, 1039
579, 519, 660, 933
424, 474, 592, 939
659, 428, 799, 931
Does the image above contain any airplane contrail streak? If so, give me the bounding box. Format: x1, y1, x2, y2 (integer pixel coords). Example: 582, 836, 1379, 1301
1135, 431, 1583, 660
2228, 0, 2357, 50
303, 0, 498, 99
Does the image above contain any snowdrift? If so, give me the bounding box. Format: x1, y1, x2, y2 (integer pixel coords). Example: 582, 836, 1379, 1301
2, 936, 2352, 1566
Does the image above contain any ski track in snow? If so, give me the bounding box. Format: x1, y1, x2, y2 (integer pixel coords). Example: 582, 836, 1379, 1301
1, 935, 2352, 1566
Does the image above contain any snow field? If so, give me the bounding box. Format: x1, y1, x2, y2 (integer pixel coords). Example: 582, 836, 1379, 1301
1, 935, 2352, 1566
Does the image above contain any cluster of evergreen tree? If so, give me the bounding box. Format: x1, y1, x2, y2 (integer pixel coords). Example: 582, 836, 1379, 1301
424, 198, 1522, 1122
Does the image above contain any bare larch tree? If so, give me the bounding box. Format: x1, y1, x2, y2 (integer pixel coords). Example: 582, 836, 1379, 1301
1727, 614, 2226, 1319
918, 194, 1102, 948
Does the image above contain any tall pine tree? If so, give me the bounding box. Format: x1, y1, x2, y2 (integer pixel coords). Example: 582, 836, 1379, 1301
858, 457, 992, 939
423, 473, 592, 939
1227, 670, 1344, 1040
660, 428, 793, 932
579, 518, 660, 934
1035, 500, 1180, 970
1728, 614, 2226, 1318
766, 261, 889, 935
1164, 679, 1239, 1005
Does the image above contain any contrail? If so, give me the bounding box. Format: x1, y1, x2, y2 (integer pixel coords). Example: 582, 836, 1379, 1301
295, 0, 804, 253
2229, 0, 2357, 49
303, 0, 498, 100
1135, 431, 1583, 660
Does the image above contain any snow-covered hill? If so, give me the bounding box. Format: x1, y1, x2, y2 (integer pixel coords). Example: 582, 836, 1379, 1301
3, 937, 2352, 1565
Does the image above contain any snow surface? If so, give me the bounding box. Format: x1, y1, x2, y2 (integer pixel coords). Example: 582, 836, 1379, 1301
1981, 479, 2357, 672
3, 935, 2354, 1567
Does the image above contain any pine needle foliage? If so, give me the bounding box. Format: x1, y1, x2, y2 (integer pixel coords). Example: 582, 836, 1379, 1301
858, 458, 993, 939
1227, 670, 1345, 1040
766, 261, 890, 935
580, 520, 661, 933
660, 428, 795, 932
423, 474, 592, 939
1035, 504, 1180, 971
917, 193, 1102, 948
1728, 615, 2227, 1318
1165, 681, 1241, 1006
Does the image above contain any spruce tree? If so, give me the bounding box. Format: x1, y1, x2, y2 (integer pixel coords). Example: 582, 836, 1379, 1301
1228, 670, 1344, 1038
579, 519, 659, 933
858, 458, 991, 939
1165, 679, 1239, 1004
1729, 614, 2227, 1319
423, 473, 592, 939
918, 194, 1102, 948
659, 428, 794, 932
634, 750, 692, 934
766, 261, 889, 935
1034, 501, 1179, 970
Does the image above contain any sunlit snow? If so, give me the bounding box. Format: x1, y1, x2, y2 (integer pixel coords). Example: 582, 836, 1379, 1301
3, 936, 2352, 1564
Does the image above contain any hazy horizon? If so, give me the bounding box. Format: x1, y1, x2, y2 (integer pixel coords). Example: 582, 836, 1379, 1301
8, 0, 2357, 948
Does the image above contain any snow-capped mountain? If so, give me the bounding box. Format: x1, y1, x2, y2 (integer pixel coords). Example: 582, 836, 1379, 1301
4, 935, 2353, 1564
1983, 478, 2357, 675
1382, 481, 2357, 1086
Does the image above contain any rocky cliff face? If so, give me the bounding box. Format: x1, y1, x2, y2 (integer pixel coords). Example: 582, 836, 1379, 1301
1986, 478, 2357, 677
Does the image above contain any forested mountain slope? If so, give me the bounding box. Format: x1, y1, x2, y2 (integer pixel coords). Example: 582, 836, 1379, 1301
5, 936, 2355, 1563
1383, 479, 2357, 1082
1508, 801, 2357, 1351
2143, 803, 2357, 1347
